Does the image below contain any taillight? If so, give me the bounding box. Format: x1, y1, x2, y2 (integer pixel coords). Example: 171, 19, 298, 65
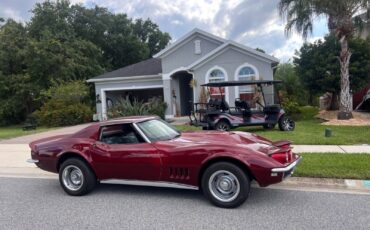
271, 150, 292, 164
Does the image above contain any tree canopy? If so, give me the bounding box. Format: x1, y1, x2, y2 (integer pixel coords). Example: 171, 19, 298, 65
279, 0, 370, 118
294, 34, 370, 104
0, 0, 171, 125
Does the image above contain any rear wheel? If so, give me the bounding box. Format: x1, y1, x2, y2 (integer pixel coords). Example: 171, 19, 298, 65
278, 116, 295, 131
201, 162, 250, 208
59, 158, 96, 196
215, 121, 231, 131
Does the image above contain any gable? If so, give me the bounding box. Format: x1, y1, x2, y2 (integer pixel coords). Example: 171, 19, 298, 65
161, 34, 224, 73
188, 43, 279, 71
153, 28, 225, 59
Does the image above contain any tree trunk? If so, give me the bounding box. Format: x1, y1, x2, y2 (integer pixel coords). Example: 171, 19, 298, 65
337, 35, 353, 120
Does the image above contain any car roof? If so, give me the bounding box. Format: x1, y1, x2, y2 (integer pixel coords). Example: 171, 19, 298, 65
98, 116, 158, 126
201, 80, 282, 87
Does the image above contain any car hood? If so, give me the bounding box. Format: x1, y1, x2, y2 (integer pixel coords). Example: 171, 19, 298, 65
156, 131, 288, 155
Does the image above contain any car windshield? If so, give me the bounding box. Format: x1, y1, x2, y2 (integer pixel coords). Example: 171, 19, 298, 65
136, 119, 181, 142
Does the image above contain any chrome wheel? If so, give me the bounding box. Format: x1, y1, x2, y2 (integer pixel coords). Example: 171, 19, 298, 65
279, 117, 295, 131
62, 165, 84, 191
216, 121, 230, 131
208, 170, 240, 202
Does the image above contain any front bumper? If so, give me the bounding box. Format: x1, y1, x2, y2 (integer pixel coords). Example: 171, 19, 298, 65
26, 159, 39, 164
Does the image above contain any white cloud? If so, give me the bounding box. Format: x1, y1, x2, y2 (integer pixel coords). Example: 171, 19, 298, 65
1, 0, 328, 61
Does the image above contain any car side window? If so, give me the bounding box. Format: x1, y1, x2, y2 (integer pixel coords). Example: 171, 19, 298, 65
100, 124, 145, 145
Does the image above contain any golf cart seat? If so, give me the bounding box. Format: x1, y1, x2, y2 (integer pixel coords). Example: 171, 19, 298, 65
208, 98, 229, 111
208, 98, 218, 107
220, 100, 229, 111
263, 105, 280, 113
235, 99, 250, 110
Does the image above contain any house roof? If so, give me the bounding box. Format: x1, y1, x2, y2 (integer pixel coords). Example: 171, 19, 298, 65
88, 28, 279, 83
87, 58, 162, 82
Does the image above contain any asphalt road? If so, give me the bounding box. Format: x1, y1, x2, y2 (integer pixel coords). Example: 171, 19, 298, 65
1, 177, 369, 230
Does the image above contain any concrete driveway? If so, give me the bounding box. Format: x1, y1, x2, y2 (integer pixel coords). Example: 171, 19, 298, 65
0, 123, 91, 144
0, 123, 91, 178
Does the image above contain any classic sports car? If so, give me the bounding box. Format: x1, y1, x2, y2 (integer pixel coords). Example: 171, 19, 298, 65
28, 116, 301, 208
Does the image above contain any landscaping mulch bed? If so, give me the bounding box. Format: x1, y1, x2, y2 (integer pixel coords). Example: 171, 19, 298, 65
316, 110, 370, 126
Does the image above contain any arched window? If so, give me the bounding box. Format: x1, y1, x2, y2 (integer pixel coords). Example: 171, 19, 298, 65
235, 65, 258, 106
208, 69, 226, 99
209, 69, 225, 83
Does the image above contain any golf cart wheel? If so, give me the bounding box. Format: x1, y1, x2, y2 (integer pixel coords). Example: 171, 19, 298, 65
263, 123, 276, 129
215, 120, 231, 131
278, 116, 295, 131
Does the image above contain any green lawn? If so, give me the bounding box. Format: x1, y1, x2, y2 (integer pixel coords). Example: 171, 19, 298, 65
174, 120, 370, 145
294, 153, 370, 180
0, 125, 55, 140
174, 106, 370, 145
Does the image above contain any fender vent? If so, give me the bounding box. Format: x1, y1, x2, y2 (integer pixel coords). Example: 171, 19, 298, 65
169, 167, 190, 180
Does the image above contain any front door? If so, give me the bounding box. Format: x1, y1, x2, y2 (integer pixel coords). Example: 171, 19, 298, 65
91, 123, 161, 181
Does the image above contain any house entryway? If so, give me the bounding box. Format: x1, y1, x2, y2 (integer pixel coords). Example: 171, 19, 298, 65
171, 71, 194, 116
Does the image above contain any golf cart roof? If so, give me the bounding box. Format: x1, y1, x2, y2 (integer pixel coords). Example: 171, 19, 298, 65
201, 80, 282, 87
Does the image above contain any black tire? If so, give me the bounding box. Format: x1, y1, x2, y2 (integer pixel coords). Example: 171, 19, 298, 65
201, 162, 250, 208
263, 123, 276, 129
202, 126, 209, 130
215, 120, 231, 131
59, 158, 96, 196
278, 116, 295, 131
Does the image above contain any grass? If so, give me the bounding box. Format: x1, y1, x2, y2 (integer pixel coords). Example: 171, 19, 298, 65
175, 106, 370, 145
0, 125, 55, 140
294, 153, 370, 180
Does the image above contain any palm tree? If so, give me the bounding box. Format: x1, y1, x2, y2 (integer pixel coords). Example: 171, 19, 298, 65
279, 0, 369, 119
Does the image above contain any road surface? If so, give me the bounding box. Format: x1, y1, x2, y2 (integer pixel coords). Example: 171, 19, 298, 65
1, 177, 369, 230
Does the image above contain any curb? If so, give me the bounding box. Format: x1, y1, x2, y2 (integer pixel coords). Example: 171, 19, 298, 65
265, 177, 370, 195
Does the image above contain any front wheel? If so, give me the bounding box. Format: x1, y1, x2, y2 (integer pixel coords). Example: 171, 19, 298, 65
278, 116, 295, 131
201, 162, 250, 208
59, 158, 97, 196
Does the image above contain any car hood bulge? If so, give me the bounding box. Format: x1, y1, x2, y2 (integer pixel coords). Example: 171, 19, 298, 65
156, 131, 281, 155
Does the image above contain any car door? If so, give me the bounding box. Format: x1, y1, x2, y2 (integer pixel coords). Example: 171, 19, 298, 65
90, 123, 161, 181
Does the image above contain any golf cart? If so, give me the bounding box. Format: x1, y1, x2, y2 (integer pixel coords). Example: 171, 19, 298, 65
189, 80, 295, 131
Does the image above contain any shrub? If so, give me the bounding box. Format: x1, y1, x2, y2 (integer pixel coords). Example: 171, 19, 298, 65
280, 92, 301, 118
282, 99, 301, 115
108, 96, 167, 119
33, 81, 93, 127
108, 98, 148, 118
147, 97, 167, 119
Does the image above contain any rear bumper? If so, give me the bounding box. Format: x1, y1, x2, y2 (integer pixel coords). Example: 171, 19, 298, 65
271, 156, 302, 173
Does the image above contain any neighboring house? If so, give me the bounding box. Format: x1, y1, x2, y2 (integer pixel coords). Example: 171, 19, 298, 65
87, 28, 279, 120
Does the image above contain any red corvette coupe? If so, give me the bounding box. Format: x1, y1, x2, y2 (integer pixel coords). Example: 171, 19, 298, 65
28, 116, 301, 208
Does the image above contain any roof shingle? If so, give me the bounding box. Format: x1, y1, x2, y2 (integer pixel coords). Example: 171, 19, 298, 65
89, 58, 162, 81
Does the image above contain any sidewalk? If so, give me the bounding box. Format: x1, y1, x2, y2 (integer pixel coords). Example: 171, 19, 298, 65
292, 144, 370, 153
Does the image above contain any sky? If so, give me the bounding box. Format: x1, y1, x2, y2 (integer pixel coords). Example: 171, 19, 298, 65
0, 0, 329, 61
